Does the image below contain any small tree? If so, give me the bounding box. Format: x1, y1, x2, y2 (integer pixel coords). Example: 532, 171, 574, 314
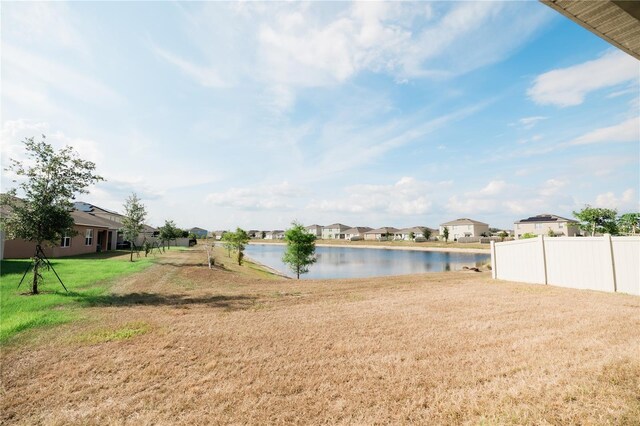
159, 220, 180, 250
282, 221, 316, 279
573, 206, 618, 236
229, 228, 250, 265
408, 231, 415, 240
442, 227, 449, 243
498, 231, 508, 242
122, 193, 147, 261
261, 231, 266, 239
221, 232, 234, 257
618, 213, 640, 235
547, 228, 556, 237
0, 136, 103, 294
423, 228, 432, 241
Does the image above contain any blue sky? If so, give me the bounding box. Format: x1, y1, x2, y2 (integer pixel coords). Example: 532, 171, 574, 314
1, 1, 638, 231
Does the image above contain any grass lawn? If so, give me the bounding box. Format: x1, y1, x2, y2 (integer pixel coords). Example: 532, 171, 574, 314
0, 251, 156, 343
2, 246, 639, 424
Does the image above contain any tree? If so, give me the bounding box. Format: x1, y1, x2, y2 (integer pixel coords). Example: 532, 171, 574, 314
0, 136, 103, 294
618, 213, 640, 235
282, 222, 317, 279
442, 227, 449, 243
158, 220, 180, 250
229, 228, 250, 265
122, 193, 147, 261
261, 231, 266, 239
408, 231, 415, 240
221, 232, 234, 257
547, 228, 556, 237
573, 206, 618, 236
498, 231, 508, 242
423, 228, 432, 240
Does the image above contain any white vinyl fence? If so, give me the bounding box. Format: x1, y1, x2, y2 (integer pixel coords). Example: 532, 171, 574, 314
491, 235, 639, 295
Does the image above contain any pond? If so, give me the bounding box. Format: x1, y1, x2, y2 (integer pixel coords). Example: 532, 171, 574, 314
244, 244, 490, 280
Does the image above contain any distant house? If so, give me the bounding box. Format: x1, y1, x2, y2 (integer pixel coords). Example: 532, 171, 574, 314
265, 230, 285, 240
246, 230, 261, 239
305, 224, 323, 238
514, 214, 580, 238
210, 230, 227, 240
321, 223, 351, 239
396, 226, 437, 241
439, 218, 489, 240
188, 227, 208, 238
344, 227, 372, 240
364, 227, 400, 241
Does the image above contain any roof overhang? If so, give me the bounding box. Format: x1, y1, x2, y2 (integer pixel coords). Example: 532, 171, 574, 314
541, 0, 640, 60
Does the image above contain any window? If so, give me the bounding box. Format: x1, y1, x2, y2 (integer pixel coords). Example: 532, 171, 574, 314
61, 235, 71, 247
85, 229, 93, 246
535, 223, 542, 229
559, 223, 564, 228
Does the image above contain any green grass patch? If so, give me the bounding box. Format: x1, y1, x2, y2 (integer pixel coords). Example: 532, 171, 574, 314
78, 321, 149, 344
1, 251, 155, 344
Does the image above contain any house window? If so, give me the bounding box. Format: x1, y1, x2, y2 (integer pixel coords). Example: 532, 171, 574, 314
61, 235, 71, 247
559, 223, 564, 228
535, 223, 542, 229
85, 229, 94, 246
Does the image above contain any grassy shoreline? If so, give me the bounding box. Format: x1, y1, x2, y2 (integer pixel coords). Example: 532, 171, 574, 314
248, 238, 490, 253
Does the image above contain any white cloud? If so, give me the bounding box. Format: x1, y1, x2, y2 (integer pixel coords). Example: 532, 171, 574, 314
206, 182, 305, 210
569, 117, 639, 146
537, 179, 567, 197
595, 189, 638, 210
478, 180, 508, 196
517, 116, 547, 130
307, 177, 447, 216
528, 50, 639, 107
2, 2, 88, 54
2, 44, 122, 106
152, 45, 230, 88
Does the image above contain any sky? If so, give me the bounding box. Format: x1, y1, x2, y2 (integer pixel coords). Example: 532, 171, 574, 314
1, 1, 638, 231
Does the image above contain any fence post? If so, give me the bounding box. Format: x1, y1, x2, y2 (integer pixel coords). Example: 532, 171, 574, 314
490, 240, 497, 279
604, 234, 617, 292
539, 235, 548, 285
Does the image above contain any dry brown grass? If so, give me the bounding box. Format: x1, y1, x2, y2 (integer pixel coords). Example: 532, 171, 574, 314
2, 246, 639, 425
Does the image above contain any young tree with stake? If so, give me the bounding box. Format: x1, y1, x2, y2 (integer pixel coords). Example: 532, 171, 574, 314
282, 222, 317, 279
122, 193, 147, 261
0, 136, 103, 294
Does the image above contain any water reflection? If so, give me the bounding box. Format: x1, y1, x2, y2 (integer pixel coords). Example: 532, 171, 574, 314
244, 244, 489, 280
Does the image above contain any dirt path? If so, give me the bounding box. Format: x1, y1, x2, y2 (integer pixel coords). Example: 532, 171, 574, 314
2, 248, 639, 424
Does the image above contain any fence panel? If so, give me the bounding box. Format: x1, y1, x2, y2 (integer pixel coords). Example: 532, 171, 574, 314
493, 238, 544, 284
612, 237, 640, 296
492, 235, 639, 296
544, 237, 614, 292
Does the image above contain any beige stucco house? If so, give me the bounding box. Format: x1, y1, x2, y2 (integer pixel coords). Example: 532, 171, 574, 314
343, 227, 372, 240
514, 214, 580, 238
305, 224, 323, 238
439, 218, 489, 240
396, 226, 438, 241
321, 223, 351, 239
364, 227, 400, 241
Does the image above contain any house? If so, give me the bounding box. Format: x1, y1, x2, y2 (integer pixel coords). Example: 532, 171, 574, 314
364, 227, 400, 241
343, 227, 372, 241
188, 227, 208, 238
305, 224, 323, 238
514, 214, 580, 238
396, 226, 438, 241
265, 230, 285, 240
439, 218, 490, 240
1, 210, 122, 259
210, 230, 228, 240
74, 201, 157, 247
321, 223, 351, 239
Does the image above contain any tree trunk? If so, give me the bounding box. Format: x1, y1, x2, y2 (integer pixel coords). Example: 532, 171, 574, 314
130, 247, 133, 262
32, 254, 40, 295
